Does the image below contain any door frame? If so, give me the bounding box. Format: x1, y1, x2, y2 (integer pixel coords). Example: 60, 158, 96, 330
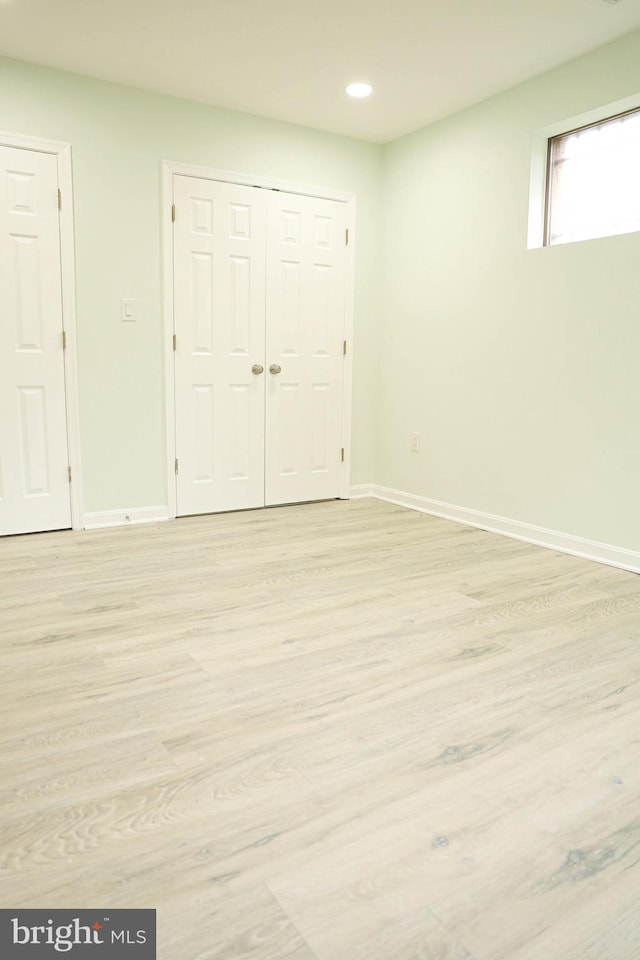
0, 129, 83, 530
161, 161, 356, 518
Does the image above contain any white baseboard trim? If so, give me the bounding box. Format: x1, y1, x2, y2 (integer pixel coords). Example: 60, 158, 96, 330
81, 489, 640, 573
367, 484, 640, 575
349, 483, 374, 499
83, 506, 170, 530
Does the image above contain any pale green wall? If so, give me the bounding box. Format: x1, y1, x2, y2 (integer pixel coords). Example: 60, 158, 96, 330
3, 32, 640, 551
0, 56, 382, 511
380, 29, 640, 551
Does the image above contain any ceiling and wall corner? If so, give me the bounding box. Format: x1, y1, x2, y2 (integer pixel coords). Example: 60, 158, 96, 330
0, 53, 384, 510
378, 26, 640, 554
1, 0, 640, 143
1, 6, 640, 556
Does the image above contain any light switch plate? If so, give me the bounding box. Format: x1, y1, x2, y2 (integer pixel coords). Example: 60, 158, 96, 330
121, 298, 135, 322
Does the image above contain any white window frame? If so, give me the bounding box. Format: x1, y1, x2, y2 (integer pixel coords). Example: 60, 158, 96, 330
527, 91, 640, 250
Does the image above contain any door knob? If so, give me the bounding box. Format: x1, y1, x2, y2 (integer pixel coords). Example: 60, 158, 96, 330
251, 363, 264, 375
269, 363, 282, 375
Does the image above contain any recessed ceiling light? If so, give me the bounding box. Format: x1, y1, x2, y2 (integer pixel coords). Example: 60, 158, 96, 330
346, 82, 373, 99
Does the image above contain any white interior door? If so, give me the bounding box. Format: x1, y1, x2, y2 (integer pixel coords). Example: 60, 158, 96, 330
173, 175, 267, 515
0, 145, 71, 536
265, 191, 347, 505
172, 175, 348, 516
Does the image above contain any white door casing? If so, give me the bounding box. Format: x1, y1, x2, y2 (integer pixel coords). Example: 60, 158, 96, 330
0, 140, 80, 535
166, 164, 354, 517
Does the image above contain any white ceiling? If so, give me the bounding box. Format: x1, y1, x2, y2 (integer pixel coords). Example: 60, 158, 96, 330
1, 0, 640, 143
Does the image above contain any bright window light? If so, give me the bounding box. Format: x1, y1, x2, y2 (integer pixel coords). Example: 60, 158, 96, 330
546, 107, 640, 245
346, 82, 373, 99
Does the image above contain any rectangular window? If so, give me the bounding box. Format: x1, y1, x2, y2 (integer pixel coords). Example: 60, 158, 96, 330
545, 107, 640, 246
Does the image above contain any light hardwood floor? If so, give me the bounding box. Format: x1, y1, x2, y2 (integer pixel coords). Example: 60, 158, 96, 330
1, 498, 640, 959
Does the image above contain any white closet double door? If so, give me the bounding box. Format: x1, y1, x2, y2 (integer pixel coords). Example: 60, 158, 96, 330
0, 145, 71, 536
173, 175, 348, 516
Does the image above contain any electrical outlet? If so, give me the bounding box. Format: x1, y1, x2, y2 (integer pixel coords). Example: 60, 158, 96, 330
410, 432, 420, 452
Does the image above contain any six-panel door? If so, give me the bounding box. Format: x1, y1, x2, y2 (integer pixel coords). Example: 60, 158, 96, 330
172, 175, 348, 516
265, 190, 346, 506
173, 176, 268, 515
0, 146, 71, 536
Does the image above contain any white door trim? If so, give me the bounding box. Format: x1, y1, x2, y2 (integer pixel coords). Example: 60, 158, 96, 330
161, 161, 355, 518
0, 129, 83, 530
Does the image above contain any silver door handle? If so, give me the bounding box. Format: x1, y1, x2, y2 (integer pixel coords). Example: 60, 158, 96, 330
269, 363, 282, 375
251, 363, 264, 375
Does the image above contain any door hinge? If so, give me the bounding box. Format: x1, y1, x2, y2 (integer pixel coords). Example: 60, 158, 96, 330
341, 448, 345, 462
175, 458, 179, 475
345, 228, 349, 246
67, 465, 72, 483
343, 339, 347, 355
173, 333, 177, 351
62, 330, 67, 350
171, 203, 176, 223
57, 188, 62, 211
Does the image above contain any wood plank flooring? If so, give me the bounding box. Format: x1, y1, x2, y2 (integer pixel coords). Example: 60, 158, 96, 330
1, 498, 639, 959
